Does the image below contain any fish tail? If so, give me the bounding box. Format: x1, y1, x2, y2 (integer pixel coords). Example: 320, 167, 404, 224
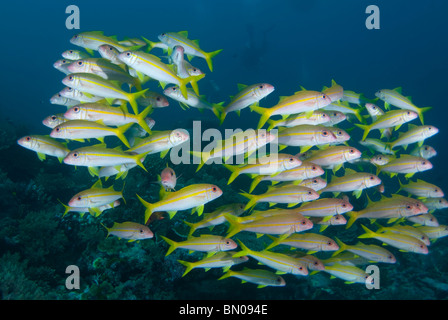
345, 211, 360, 229
136, 193, 154, 224
250, 105, 271, 129
183, 220, 197, 237
136, 106, 153, 134
57, 199, 71, 218
249, 176, 263, 193
177, 259, 195, 277
126, 88, 149, 115
332, 237, 347, 256
131, 151, 148, 173
354, 107, 365, 123
115, 122, 133, 148
264, 234, 280, 250
354, 123, 370, 141
204, 49, 223, 72
417, 106, 432, 124
358, 224, 377, 239
99, 222, 111, 238
219, 110, 227, 125
190, 150, 209, 172
180, 74, 206, 98
218, 269, 235, 281
239, 191, 258, 211
232, 239, 252, 258
211, 102, 225, 121
141, 36, 158, 52
267, 119, 278, 131
224, 213, 242, 238
160, 235, 178, 256
222, 163, 240, 184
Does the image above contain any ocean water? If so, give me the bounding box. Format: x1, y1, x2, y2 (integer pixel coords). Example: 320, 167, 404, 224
0, 0, 447, 303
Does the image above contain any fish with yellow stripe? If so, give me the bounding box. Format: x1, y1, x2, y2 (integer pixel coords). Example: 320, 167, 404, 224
218, 268, 286, 288
177, 251, 248, 277
17, 135, 70, 163
160, 234, 236, 256
137, 183, 223, 222
62, 73, 148, 115
102, 221, 154, 241
70, 31, 144, 55
251, 89, 332, 129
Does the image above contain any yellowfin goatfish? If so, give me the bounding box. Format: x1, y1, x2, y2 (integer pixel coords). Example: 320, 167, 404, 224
240, 184, 319, 211
163, 86, 223, 119
53, 59, 74, 74
137, 183, 223, 222
267, 110, 331, 131
218, 268, 286, 288
62, 73, 148, 115
62, 49, 90, 60
345, 195, 426, 228
322, 100, 364, 123
415, 225, 448, 241
102, 221, 153, 241
407, 213, 439, 227
355, 109, 418, 141
320, 169, 381, 199
50, 93, 79, 107
376, 224, 430, 246
170, 45, 205, 79
375, 88, 432, 124
358, 225, 428, 254
322, 79, 344, 102
42, 114, 68, 129
184, 203, 246, 237
233, 240, 308, 276
297, 197, 353, 217
191, 129, 276, 172
154, 31, 223, 72
64, 103, 152, 134
318, 263, 371, 285
160, 234, 236, 256
277, 125, 337, 153
248, 161, 325, 193
422, 197, 448, 212
137, 90, 170, 108
117, 50, 205, 99
50, 119, 133, 148
70, 31, 144, 55
305, 145, 362, 173
17, 135, 70, 162
67, 58, 142, 90
386, 124, 438, 150
177, 251, 248, 277
224, 212, 313, 238
265, 233, 339, 252
59, 199, 120, 218
58, 87, 105, 103
398, 179, 444, 198
410, 145, 437, 159
127, 129, 190, 158
251, 89, 332, 129
220, 83, 275, 124
375, 155, 432, 179
222, 153, 302, 184
98, 44, 123, 65
68, 180, 124, 215
63, 144, 148, 174
333, 238, 396, 263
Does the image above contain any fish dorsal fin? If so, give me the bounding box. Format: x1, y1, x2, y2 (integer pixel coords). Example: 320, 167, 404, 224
278, 96, 289, 103
191, 39, 200, 47
407, 123, 419, 130
344, 168, 357, 176
178, 31, 189, 38
393, 87, 402, 94
237, 83, 247, 91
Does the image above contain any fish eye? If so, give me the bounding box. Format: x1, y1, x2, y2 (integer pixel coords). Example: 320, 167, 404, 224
156, 97, 161, 101
322, 130, 328, 136
225, 240, 231, 245
26, 136, 31, 141
435, 188, 439, 192
313, 179, 317, 183
139, 229, 144, 233
289, 158, 294, 162
73, 35, 78, 39
73, 152, 79, 158
301, 220, 307, 225
327, 241, 332, 245
439, 200, 443, 203
349, 149, 354, 153
77, 61, 83, 66
55, 127, 60, 132
422, 161, 427, 165
74, 107, 79, 112
338, 130, 343, 135
126, 52, 131, 56
193, 68, 197, 72
212, 187, 217, 192
299, 266, 303, 270
312, 166, 317, 170
68, 75, 73, 81
172, 87, 177, 91
259, 85, 264, 89
109, 46, 114, 51
308, 191, 312, 195
342, 203, 346, 207
57, 93, 62, 97
77, 196, 82, 201
51, 116, 57, 120
321, 94, 326, 99
369, 176, 374, 180
406, 205, 412, 210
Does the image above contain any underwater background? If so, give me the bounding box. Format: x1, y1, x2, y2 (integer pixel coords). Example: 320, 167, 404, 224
1, 0, 447, 300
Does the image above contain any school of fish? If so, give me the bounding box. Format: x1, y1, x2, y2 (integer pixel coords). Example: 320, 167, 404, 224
17, 30, 448, 289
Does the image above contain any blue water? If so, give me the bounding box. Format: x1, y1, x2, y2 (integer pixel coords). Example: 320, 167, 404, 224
0, 0, 447, 301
